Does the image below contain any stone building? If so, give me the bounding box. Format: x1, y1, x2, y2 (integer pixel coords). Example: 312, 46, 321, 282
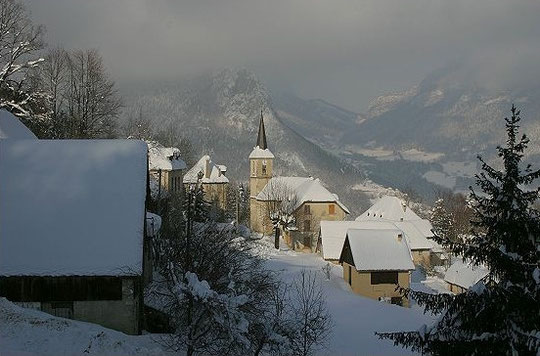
0, 116, 149, 335
249, 112, 349, 250
148, 141, 186, 197
184, 155, 229, 208
339, 229, 415, 307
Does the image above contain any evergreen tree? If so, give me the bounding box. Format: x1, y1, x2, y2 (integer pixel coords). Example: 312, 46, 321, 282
430, 198, 455, 243
378, 105, 540, 355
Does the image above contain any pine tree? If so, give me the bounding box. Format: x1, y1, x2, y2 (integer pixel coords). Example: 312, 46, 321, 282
430, 198, 455, 243
378, 105, 540, 355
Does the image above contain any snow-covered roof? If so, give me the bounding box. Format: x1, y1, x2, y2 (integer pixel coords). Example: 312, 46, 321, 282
344, 229, 415, 271
256, 176, 350, 214
356, 195, 435, 250
319, 220, 396, 260
444, 259, 489, 290
0, 110, 37, 139
147, 140, 186, 171
249, 146, 275, 159
0, 139, 148, 276
183, 155, 229, 184
356, 195, 422, 221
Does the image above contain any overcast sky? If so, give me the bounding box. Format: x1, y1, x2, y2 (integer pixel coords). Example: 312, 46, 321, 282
26, 0, 540, 112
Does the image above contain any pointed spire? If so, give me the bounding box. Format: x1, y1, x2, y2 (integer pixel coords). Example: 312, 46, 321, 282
256, 110, 268, 149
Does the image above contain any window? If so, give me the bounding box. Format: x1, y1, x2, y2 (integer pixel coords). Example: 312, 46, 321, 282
304, 205, 310, 214
348, 265, 352, 285
262, 160, 267, 175
304, 219, 311, 231
328, 204, 335, 215
251, 162, 256, 176
371, 271, 398, 285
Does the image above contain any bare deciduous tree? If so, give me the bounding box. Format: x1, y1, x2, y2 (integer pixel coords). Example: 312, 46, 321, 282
65, 49, 122, 138
262, 178, 299, 249
290, 270, 332, 356
0, 0, 45, 119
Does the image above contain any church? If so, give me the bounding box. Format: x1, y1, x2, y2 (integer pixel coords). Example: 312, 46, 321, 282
249, 113, 349, 251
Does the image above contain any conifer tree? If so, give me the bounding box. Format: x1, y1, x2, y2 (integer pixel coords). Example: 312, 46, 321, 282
430, 198, 454, 243
378, 105, 540, 355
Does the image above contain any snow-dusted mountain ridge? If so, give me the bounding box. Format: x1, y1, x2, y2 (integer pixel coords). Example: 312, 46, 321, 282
122, 68, 371, 215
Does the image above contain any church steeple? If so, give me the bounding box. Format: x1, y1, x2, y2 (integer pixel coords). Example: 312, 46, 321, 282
256, 110, 268, 149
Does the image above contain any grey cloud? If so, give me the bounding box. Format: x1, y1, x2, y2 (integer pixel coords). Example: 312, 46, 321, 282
26, 0, 540, 111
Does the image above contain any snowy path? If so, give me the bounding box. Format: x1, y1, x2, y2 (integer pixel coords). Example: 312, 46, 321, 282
250, 236, 437, 356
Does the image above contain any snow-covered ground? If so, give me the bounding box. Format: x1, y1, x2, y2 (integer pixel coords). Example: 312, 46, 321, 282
1, 234, 445, 356
0, 298, 170, 356
250, 236, 438, 356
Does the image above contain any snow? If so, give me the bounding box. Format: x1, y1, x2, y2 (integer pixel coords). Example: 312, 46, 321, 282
0, 139, 147, 276
183, 154, 229, 184
147, 140, 186, 171
0, 110, 37, 139
346, 229, 415, 271
250, 236, 435, 355
444, 259, 489, 290
248, 145, 275, 159
356, 195, 436, 250
0, 298, 168, 356
256, 176, 350, 213
319, 220, 396, 261
357, 195, 423, 221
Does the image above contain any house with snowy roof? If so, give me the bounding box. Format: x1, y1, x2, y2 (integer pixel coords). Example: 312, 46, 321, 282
249, 112, 349, 250
317, 220, 397, 262
0, 112, 150, 334
444, 259, 489, 294
147, 140, 187, 197
339, 228, 415, 307
356, 196, 437, 266
183, 154, 229, 208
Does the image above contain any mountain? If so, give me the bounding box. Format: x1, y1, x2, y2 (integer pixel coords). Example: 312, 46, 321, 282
272, 92, 362, 149
343, 64, 540, 162
121, 68, 372, 215
274, 64, 540, 197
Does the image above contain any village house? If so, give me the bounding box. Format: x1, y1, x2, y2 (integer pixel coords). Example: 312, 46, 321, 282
249, 113, 349, 250
356, 196, 437, 266
317, 220, 397, 263
183, 154, 229, 209
339, 229, 415, 307
0, 111, 149, 335
444, 259, 489, 294
147, 140, 187, 197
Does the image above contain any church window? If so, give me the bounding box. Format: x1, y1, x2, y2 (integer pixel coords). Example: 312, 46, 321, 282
304, 205, 310, 214
262, 160, 267, 175
251, 162, 256, 176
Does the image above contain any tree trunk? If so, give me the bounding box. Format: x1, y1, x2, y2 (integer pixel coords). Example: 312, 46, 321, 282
274, 228, 280, 249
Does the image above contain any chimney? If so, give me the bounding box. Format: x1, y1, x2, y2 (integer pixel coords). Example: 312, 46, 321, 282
397, 233, 403, 243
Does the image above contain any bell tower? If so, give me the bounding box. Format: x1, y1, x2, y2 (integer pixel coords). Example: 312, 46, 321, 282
249, 111, 274, 231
